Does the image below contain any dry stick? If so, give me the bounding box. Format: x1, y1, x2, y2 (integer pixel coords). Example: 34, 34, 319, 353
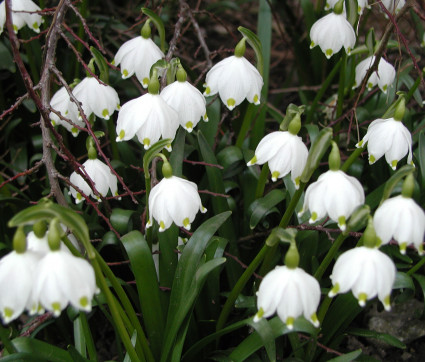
5, 0, 69, 206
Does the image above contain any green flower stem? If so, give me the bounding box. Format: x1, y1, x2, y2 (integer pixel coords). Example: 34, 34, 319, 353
79, 312, 97, 361
91, 259, 141, 362
216, 243, 269, 331
306, 58, 342, 123
334, 52, 347, 138
341, 146, 364, 172
259, 183, 306, 276
407, 256, 425, 276
255, 164, 269, 199
145, 174, 152, 248
314, 231, 348, 281
236, 103, 259, 149
0, 324, 16, 354
317, 295, 333, 324
406, 69, 424, 102
288, 332, 303, 360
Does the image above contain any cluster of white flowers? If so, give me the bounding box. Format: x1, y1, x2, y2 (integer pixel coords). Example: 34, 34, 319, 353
0, 0, 43, 34
0, 226, 97, 324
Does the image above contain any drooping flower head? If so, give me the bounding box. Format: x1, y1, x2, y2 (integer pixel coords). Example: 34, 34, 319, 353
0, 0, 44, 35
114, 20, 164, 88
204, 37, 263, 110
146, 160, 207, 232
299, 141, 365, 231
310, 0, 356, 59
353, 56, 396, 93
116, 70, 179, 150
161, 64, 208, 132
69, 140, 119, 204
374, 173, 425, 254
50, 85, 83, 137
356, 96, 413, 170
329, 218, 396, 310
254, 232, 320, 330
247, 113, 308, 189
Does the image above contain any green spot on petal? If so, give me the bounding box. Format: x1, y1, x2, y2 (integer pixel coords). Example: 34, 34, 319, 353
391, 160, 398, 170
185, 121, 193, 132
253, 94, 259, 104
310, 41, 315, 49
419, 244, 424, 255
286, 317, 295, 329
32, 22, 39, 30
142, 77, 149, 87
3, 307, 13, 321
329, 283, 340, 297
122, 69, 129, 78
13, 25, 18, 32
338, 216, 346, 230
367, 82, 374, 90
159, 221, 166, 231
51, 302, 62, 316
254, 307, 264, 322
247, 155, 257, 166
346, 47, 352, 55
76, 192, 82, 201
204, 86, 211, 95
325, 49, 333, 58
310, 212, 318, 222
111, 59, 115, 65
80, 296, 89, 308
383, 295, 391, 311
203, 113, 208, 121
102, 109, 109, 119
227, 98, 236, 110
357, 140, 363, 148
400, 242, 407, 254
119, 129, 125, 140
71, 127, 78, 136
294, 176, 301, 189
51, 120, 56, 126
183, 217, 191, 230
271, 171, 280, 182
369, 154, 376, 164
383, 84, 388, 92
358, 293, 367, 307
310, 313, 320, 327
143, 138, 151, 149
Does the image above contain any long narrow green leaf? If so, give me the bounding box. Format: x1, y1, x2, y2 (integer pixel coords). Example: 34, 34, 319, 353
122, 231, 164, 360
347, 328, 406, 349
160, 212, 231, 362
327, 349, 362, 362
249, 189, 286, 229
248, 319, 276, 362
9, 337, 73, 362
380, 164, 415, 205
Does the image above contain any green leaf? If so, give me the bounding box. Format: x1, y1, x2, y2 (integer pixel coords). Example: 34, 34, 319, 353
142, 8, 166, 52
327, 349, 362, 362
248, 189, 285, 229
90, 46, 109, 83
347, 328, 406, 349
248, 318, 276, 362
238, 26, 263, 75
393, 271, 415, 290
418, 131, 425, 186
8, 201, 92, 258
160, 211, 231, 362
365, 28, 376, 56
412, 274, 425, 316
0, 41, 16, 72
9, 337, 73, 362
121, 231, 164, 360
229, 317, 317, 361
169, 128, 186, 177
300, 127, 333, 183
344, 0, 358, 26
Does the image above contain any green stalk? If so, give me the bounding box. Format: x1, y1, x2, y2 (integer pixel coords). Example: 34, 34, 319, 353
336, 52, 347, 119
314, 231, 348, 281
259, 184, 306, 277
92, 260, 141, 362
254, 164, 269, 199
79, 312, 97, 361
407, 256, 425, 276
216, 244, 269, 331
145, 175, 152, 248
288, 333, 303, 359
317, 296, 333, 324
406, 69, 424, 102
341, 146, 364, 172
306, 59, 342, 123
236, 104, 258, 148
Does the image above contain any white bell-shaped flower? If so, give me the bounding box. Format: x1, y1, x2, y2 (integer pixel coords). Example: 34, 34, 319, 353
353, 56, 396, 93
69, 158, 119, 204
0, 0, 43, 34
299, 142, 365, 231
161, 66, 208, 132
146, 162, 207, 232
247, 116, 308, 188
204, 38, 263, 111
374, 174, 425, 255
114, 22, 164, 88
329, 246, 396, 310
254, 265, 320, 329
33, 249, 97, 316
356, 117, 413, 170
50, 86, 83, 137
310, 10, 356, 59
116, 76, 179, 150
73, 77, 120, 121
0, 250, 40, 323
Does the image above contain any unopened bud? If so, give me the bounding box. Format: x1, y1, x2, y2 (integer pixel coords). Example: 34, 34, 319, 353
13, 227, 27, 254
